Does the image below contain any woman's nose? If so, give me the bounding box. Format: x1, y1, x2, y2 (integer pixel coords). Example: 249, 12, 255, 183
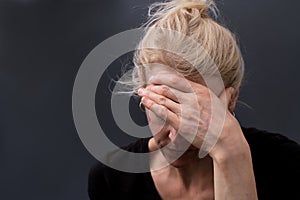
168, 126, 177, 142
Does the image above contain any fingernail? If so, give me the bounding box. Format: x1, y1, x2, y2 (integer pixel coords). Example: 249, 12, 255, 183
138, 88, 144, 95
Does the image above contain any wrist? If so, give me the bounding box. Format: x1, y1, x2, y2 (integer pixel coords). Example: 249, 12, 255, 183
212, 144, 252, 167
209, 133, 251, 165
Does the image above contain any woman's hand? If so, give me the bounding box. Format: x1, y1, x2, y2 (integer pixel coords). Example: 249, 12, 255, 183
137, 73, 249, 160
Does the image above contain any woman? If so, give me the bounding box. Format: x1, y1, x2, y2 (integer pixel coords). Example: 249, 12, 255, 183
88, 0, 300, 199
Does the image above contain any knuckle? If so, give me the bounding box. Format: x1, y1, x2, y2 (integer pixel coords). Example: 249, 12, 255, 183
198, 88, 209, 97
201, 123, 209, 132
199, 119, 209, 131
205, 90, 212, 99
179, 123, 188, 132
148, 101, 154, 109
184, 108, 196, 116
157, 105, 167, 117
186, 113, 196, 121
161, 85, 169, 95
158, 96, 166, 105
175, 93, 181, 101
161, 106, 168, 114
169, 76, 179, 85
185, 96, 194, 104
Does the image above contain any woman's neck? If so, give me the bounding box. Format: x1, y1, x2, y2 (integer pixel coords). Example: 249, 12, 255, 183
149, 143, 213, 190
150, 153, 214, 199
149, 137, 214, 188
169, 155, 213, 190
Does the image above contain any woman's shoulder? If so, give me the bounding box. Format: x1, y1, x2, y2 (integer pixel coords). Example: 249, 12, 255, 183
87, 137, 155, 199
241, 126, 300, 166
241, 126, 299, 152
88, 161, 152, 199
88, 136, 152, 180
241, 126, 300, 199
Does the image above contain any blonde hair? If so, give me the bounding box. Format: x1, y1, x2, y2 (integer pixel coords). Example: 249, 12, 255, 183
119, 0, 244, 93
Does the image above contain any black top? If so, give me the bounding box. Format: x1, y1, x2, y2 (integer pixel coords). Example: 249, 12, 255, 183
88, 127, 300, 200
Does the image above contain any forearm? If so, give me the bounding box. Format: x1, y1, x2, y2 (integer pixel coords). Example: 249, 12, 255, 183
212, 143, 258, 200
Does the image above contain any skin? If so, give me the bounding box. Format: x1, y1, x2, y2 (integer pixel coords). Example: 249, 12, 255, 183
137, 64, 258, 200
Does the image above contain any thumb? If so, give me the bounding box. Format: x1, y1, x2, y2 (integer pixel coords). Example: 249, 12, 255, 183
219, 87, 235, 107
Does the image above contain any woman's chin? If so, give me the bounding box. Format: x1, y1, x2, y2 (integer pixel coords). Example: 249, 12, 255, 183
163, 149, 199, 168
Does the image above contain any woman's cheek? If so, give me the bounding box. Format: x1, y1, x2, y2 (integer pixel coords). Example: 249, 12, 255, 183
146, 109, 170, 138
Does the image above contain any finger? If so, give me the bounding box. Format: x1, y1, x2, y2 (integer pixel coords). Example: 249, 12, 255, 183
219, 87, 235, 107
149, 74, 198, 93
138, 88, 181, 114
141, 97, 180, 130
148, 84, 187, 103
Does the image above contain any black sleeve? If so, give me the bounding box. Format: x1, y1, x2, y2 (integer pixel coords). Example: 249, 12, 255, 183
87, 137, 151, 200
243, 127, 300, 199
88, 162, 110, 200
273, 137, 300, 199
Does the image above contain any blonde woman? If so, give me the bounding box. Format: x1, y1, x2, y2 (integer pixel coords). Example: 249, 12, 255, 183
88, 0, 300, 199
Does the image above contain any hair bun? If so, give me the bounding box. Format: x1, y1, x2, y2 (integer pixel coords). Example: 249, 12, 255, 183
146, 0, 217, 27
179, 0, 207, 5
175, 0, 209, 10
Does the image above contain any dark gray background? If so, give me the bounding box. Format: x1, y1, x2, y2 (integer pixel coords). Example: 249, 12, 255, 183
0, 0, 299, 199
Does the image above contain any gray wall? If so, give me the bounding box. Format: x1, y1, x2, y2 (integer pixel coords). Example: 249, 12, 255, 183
0, 0, 299, 199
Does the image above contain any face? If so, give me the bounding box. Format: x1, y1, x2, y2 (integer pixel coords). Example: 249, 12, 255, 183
142, 64, 200, 167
